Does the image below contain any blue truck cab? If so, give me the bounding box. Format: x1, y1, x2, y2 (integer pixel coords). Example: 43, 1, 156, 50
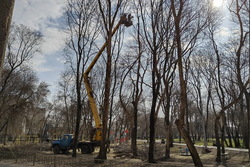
52, 134, 74, 154
51, 134, 100, 154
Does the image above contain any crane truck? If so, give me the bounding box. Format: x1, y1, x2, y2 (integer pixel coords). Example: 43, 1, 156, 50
51, 14, 133, 154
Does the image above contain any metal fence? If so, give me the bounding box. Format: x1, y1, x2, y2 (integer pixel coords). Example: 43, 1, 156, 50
0, 150, 158, 167
0, 143, 193, 167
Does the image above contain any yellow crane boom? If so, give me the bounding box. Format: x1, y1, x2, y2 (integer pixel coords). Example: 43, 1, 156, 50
83, 14, 133, 141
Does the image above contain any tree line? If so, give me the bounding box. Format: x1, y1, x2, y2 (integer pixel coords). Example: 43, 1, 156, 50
0, 0, 249, 166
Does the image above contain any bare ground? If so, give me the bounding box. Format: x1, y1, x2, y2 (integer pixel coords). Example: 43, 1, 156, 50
0, 142, 249, 167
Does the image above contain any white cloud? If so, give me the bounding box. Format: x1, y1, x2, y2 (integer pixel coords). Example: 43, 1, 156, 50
13, 0, 64, 29
12, 0, 66, 91
13, 0, 66, 55
42, 27, 66, 55
28, 54, 53, 72
56, 57, 66, 64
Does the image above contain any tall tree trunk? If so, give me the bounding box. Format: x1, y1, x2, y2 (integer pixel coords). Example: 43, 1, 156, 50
96, 27, 112, 161
185, 96, 190, 134
215, 117, 221, 162
165, 111, 171, 159
131, 103, 138, 157
0, 0, 15, 78
148, 44, 162, 162
3, 120, 8, 145
226, 127, 233, 147
221, 112, 226, 154
164, 85, 172, 159
72, 66, 83, 157
148, 51, 161, 163
234, 130, 241, 148
130, 12, 143, 157
148, 103, 156, 163
171, 0, 203, 166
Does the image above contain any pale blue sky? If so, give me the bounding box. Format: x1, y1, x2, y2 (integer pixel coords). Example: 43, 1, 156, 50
11, 0, 229, 99
12, 0, 66, 97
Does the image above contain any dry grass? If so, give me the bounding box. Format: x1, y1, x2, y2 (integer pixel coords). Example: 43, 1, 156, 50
0, 142, 249, 167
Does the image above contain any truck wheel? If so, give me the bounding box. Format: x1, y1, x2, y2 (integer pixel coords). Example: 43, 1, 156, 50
81, 145, 90, 154
53, 145, 60, 154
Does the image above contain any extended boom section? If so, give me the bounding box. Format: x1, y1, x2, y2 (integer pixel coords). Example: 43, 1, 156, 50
83, 14, 133, 142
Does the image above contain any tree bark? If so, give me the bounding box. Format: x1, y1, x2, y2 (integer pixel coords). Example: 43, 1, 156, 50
230, 0, 250, 160
72, 84, 82, 157
176, 120, 203, 166
130, 12, 143, 157
171, 0, 203, 166
214, 117, 221, 162
96, 33, 112, 160
131, 103, 138, 157
148, 49, 161, 163
0, 0, 15, 78
165, 112, 171, 159
3, 120, 8, 145
148, 104, 156, 163
163, 84, 173, 159
96, 7, 114, 158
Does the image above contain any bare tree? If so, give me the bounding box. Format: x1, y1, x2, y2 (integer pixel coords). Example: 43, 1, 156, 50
57, 70, 74, 134
227, 0, 250, 160
118, 56, 136, 145
0, 24, 43, 136
137, 0, 167, 162
0, 24, 43, 95
0, 24, 44, 144
0, 67, 50, 145
63, 0, 99, 157
203, 0, 249, 161
117, 6, 149, 156
107, 17, 129, 155
24, 81, 50, 136
159, 1, 176, 159
170, 0, 215, 166
189, 56, 210, 151
95, 0, 129, 160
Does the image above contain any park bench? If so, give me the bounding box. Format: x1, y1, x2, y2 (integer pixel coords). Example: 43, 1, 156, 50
179, 147, 190, 156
